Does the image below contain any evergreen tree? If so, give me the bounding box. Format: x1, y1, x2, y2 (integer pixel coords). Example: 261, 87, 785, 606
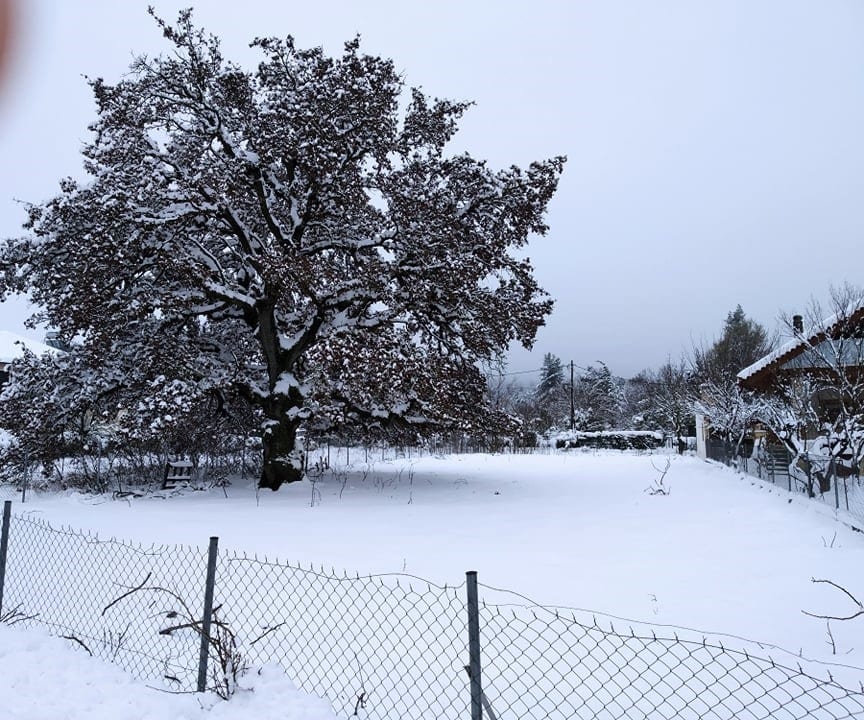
535, 353, 564, 404
694, 306, 772, 446
533, 353, 567, 430
699, 305, 772, 380
576, 361, 623, 431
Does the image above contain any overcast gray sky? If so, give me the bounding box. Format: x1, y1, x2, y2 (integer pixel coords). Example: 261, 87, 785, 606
1, 0, 863, 378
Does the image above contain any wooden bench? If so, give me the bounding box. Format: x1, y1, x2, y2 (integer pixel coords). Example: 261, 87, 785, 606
162, 460, 194, 490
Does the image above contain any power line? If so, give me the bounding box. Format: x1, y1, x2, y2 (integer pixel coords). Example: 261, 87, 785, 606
489, 367, 545, 376
491, 362, 601, 377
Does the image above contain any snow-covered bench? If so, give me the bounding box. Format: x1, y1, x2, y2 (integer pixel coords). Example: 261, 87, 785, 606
162, 460, 194, 490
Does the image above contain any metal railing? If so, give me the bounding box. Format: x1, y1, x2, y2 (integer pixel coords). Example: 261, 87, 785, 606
0, 500, 862, 719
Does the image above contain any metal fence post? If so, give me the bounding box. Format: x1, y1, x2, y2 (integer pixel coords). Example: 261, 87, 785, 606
197, 536, 219, 693
0, 501, 11, 616
466, 570, 483, 720
22, 451, 28, 504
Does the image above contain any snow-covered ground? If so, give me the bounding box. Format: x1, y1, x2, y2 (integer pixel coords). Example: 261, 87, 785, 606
0, 624, 339, 720
2, 450, 864, 717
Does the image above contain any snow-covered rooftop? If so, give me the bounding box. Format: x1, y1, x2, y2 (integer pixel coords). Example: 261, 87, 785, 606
737, 298, 864, 383
736, 335, 802, 382
0, 331, 58, 364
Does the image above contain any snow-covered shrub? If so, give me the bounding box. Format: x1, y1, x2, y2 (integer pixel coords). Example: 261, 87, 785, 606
0, 345, 261, 491
554, 430, 665, 451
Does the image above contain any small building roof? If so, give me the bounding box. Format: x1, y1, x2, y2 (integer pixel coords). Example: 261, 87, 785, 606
0, 331, 58, 364
737, 301, 864, 389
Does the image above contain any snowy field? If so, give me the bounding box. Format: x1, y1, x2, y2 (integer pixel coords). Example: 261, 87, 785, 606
3, 450, 864, 718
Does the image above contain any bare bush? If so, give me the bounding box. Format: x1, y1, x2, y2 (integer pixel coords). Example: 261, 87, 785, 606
103, 574, 247, 699
645, 457, 672, 496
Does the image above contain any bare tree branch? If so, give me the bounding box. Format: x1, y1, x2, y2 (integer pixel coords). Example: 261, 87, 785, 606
102, 571, 153, 616
803, 578, 864, 622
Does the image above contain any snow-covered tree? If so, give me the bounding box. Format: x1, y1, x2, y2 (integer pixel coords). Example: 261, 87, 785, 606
536, 353, 564, 404
753, 284, 864, 494
699, 305, 772, 380
629, 358, 693, 449
575, 361, 622, 431
0, 10, 564, 489
620, 373, 653, 429
0, 349, 72, 482
533, 353, 568, 430
0, 338, 258, 489
693, 305, 772, 448
694, 376, 761, 452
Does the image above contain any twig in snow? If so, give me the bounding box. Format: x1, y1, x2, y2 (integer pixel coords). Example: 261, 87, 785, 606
645, 457, 672, 495
62, 634, 93, 656
803, 578, 864, 621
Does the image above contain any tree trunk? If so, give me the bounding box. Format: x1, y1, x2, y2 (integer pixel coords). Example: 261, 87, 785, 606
255, 302, 308, 491
259, 415, 303, 490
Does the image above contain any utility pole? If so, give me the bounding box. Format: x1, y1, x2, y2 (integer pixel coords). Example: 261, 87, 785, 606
569, 360, 575, 431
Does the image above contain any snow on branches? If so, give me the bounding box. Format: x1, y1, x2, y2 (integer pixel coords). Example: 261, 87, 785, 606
752, 285, 864, 493
0, 9, 564, 489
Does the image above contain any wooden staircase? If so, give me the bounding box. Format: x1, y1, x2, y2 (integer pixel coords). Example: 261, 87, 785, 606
761, 443, 792, 485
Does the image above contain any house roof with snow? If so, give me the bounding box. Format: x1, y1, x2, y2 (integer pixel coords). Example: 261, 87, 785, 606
0, 331, 58, 365
737, 301, 864, 390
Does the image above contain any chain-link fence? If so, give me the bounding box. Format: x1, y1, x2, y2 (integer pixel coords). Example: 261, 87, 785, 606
0, 482, 22, 503
0, 500, 863, 719
0, 507, 209, 690
476, 588, 864, 720
706, 440, 864, 528
216, 555, 469, 717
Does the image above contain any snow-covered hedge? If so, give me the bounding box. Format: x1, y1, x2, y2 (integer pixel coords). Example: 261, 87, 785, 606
555, 430, 665, 451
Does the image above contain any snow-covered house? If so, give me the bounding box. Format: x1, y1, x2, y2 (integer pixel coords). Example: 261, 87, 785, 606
0, 331, 59, 388
734, 301, 864, 482
737, 306, 864, 401
695, 301, 864, 460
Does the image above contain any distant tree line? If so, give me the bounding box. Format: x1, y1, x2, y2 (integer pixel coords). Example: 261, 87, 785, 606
487, 304, 773, 451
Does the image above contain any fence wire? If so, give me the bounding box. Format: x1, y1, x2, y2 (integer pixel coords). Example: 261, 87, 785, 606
216, 556, 468, 718
706, 441, 864, 527
1, 506, 863, 719
477, 591, 864, 720
0, 483, 20, 503
2, 513, 209, 691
